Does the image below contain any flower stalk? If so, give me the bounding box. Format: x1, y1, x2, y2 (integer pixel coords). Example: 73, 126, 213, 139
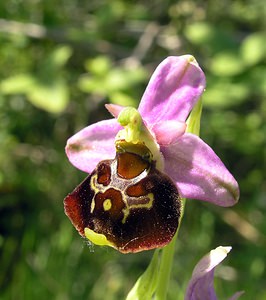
155, 199, 186, 300
155, 98, 202, 300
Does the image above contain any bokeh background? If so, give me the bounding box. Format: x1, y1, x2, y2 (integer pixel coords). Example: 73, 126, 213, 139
0, 1, 265, 299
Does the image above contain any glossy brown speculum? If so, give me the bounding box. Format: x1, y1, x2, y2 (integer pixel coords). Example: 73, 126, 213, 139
64, 142, 181, 253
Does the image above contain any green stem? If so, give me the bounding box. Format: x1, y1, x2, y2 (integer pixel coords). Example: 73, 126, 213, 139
154, 98, 202, 300
154, 199, 186, 300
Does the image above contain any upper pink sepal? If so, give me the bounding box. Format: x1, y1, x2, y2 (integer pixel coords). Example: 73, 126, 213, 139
138, 55, 206, 125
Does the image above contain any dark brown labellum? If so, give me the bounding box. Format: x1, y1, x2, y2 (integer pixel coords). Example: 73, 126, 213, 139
64, 142, 181, 253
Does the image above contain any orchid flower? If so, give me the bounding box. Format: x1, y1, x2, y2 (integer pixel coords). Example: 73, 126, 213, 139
185, 246, 244, 300
64, 55, 239, 253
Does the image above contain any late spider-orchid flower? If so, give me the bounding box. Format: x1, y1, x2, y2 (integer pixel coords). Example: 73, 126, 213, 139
64, 55, 239, 253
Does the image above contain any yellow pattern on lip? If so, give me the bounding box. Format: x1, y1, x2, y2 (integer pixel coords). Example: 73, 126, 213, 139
122, 192, 154, 224
103, 198, 112, 211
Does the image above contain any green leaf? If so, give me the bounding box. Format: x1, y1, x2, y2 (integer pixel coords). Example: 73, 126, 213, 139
241, 32, 266, 66
184, 22, 237, 53
185, 22, 215, 45
28, 79, 69, 113
78, 62, 146, 96
126, 251, 159, 300
49, 45, 73, 68
84, 56, 112, 75
0, 46, 71, 113
78, 76, 102, 94
210, 51, 245, 76
203, 80, 249, 108
0, 74, 35, 94
186, 98, 202, 135
247, 66, 266, 94
1, 74, 69, 113
109, 91, 137, 107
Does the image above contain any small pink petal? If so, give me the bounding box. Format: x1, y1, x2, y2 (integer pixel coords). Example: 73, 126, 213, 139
151, 120, 186, 145
185, 246, 232, 300
138, 55, 206, 126
66, 119, 121, 173
161, 133, 239, 206
105, 103, 125, 118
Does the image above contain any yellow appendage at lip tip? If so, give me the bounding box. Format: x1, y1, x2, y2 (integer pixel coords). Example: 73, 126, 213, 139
84, 228, 115, 248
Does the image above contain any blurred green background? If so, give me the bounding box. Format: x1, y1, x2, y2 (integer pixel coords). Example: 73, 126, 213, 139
0, 1, 265, 299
